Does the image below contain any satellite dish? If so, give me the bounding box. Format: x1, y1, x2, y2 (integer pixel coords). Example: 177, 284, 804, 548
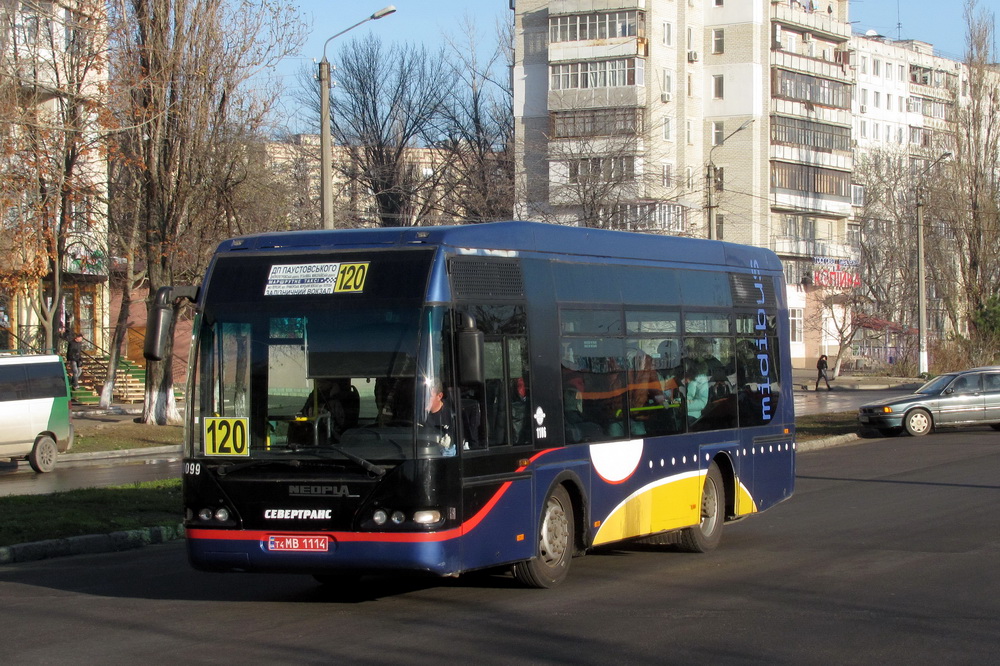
865, 29, 879, 37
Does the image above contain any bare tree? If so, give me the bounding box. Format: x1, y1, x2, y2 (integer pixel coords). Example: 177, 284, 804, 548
436, 16, 515, 222
108, 0, 304, 424
314, 37, 454, 227
0, 0, 110, 354
941, 0, 1000, 345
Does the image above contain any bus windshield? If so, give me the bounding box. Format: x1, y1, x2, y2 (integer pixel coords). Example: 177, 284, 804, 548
189, 251, 452, 464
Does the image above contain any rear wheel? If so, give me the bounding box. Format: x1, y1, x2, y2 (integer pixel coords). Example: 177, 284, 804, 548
677, 462, 724, 553
904, 409, 932, 437
990, 424, 1000, 431
512, 484, 573, 588
28, 435, 58, 473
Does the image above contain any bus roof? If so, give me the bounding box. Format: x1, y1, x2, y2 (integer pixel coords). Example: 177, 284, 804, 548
215, 221, 784, 273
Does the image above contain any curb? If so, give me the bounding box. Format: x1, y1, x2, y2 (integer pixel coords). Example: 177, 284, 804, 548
0, 523, 186, 565
797, 433, 862, 452
61, 445, 183, 462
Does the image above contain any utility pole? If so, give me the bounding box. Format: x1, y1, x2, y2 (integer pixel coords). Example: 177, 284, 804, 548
915, 151, 951, 376
319, 6, 397, 230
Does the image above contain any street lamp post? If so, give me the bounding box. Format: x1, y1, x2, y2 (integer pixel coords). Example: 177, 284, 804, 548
319, 5, 397, 230
706, 118, 754, 240
915, 151, 951, 376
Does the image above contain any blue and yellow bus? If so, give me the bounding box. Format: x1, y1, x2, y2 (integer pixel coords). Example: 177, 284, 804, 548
146, 221, 794, 587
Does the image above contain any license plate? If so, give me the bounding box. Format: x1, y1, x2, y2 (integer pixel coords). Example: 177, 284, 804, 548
859, 416, 869, 423
267, 535, 329, 552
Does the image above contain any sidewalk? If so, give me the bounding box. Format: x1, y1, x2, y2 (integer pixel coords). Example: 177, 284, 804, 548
791, 368, 922, 392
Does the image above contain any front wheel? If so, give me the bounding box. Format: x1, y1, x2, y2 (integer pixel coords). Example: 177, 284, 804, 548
677, 462, 725, 553
29, 435, 58, 473
904, 409, 932, 437
512, 484, 574, 588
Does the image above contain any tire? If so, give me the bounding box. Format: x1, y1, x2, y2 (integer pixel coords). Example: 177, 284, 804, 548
904, 409, 932, 437
990, 424, 1000, 431
29, 435, 58, 473
512, 484, 574, 588
677, 462, 725, 553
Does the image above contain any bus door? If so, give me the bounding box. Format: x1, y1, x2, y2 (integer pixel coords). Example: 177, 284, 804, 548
455, 305, 536, 569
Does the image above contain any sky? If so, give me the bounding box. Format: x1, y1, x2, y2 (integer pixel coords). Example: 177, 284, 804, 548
273, 0, 978, 128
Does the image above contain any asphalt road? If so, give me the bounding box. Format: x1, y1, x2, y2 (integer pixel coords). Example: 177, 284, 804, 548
2, 427, 997, 664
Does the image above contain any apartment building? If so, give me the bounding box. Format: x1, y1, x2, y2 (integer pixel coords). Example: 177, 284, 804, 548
513, 0, 856, 367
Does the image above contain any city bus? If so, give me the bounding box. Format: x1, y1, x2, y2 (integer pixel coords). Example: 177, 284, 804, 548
146, 221, 795, 588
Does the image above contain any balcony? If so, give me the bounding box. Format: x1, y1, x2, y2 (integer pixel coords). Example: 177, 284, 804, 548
772, 2, 852, 41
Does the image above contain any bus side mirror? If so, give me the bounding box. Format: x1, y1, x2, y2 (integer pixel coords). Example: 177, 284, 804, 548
456, 314, 484, 387
144, 286, 198, 361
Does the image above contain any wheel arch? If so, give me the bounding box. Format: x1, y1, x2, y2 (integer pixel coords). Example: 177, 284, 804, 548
543, 470, 589, 555
710, 452, 737, 521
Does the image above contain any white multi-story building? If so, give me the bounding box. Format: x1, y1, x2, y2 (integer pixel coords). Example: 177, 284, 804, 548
513, 0, 857, 367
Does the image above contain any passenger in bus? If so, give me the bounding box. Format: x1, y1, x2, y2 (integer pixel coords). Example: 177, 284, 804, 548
300, 378, 347, 442
511, 377, 530, 445
683, 360, 710, 428
563, 382, 602, 443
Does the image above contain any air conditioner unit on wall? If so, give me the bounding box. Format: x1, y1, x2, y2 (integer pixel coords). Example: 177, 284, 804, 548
661, 92, 672, 103
687, 50, 699, 63
860, 105, 867, 113
803, 33, 812, 42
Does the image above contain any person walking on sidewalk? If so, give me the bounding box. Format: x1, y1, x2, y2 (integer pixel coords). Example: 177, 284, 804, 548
66, 331, 84, 390
815, 354, 832, 390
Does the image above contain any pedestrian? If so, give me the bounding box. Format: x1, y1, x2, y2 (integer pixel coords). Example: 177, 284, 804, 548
66, 332, 84, 390
815, 354, 831, 390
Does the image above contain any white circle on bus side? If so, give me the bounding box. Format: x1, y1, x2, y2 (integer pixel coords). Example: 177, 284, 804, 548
590, 439, 644, 484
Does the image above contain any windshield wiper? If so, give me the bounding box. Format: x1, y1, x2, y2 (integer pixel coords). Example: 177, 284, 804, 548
217, 459, 302, 476
288, 444, 386, 478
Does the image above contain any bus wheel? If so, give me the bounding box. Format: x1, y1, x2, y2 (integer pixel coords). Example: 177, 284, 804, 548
29, 436, 58, 473
512, 484, 573, 588
678, 462, 724, 553
904, 409, 932, 437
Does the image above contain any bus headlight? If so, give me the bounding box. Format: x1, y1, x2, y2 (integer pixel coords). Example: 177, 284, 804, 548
372, 509, 388, 526
390, 511, 406, 525
215, 507, 230, 522
413, 510, 441, 524
198, 508, 214, 521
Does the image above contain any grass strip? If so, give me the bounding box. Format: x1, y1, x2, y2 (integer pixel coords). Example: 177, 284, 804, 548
0, 479, 182, 547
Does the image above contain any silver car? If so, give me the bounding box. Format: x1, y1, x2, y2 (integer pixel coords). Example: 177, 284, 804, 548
858, 366, 1000, 436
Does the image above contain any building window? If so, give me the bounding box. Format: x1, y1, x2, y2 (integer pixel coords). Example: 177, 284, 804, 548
662, 70, 673, 94
770, 115, 852, 152
712, 121, 724, 146
774, 70, 852, 110
567, 156, 635, 184
873, 59, 881, 76
714, 0, 724, 6
712, 75, 724, 99
712, 29, 724, 54
662, 21, 672, 46
873, 91, 881, 108
686, 119, 694, 144
789, 308, 804, 343
551, 108, 644, 138
714, 167, 724, 192
549, 10, 645, 43
716, 214, 725, 240
686, 166, 694, 189
662, 163, 673, 188
771, 162, 851, 198
662, 116, 673, 141
687, 26, 694, 50
550, 58, 645, 90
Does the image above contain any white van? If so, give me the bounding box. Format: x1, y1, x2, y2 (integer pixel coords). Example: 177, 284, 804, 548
0, 354, 74, 472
